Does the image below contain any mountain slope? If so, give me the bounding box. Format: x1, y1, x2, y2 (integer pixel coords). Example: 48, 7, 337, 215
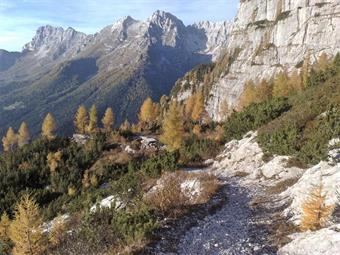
0, 11, 231, 136
173, 0, 340, 121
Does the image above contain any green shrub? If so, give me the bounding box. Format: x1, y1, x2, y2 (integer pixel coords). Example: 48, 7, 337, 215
179, 136, 221, 165
223, 97, 291, 142
140, 151, 178, 178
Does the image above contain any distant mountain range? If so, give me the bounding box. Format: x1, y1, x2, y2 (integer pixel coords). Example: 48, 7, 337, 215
0, 10, 231, 136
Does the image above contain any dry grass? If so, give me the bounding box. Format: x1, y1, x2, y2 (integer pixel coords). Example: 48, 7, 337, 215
146, 171, 220, 217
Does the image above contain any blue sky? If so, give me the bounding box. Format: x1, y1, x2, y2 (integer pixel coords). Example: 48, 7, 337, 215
0, 0, 239, 51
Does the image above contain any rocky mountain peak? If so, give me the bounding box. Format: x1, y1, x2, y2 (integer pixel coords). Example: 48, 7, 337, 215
148, 10, 185, 28
111, 15, 137, 32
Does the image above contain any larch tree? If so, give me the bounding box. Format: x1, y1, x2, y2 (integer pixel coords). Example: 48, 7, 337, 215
300, 184, 335, 231
48, 216, 66, 247
2, 127, 17, 152
302, 51, 311, 89
139, 97, 155, 123
42, 113, 56, 139
191, 90, 204, 122
9, 194, 46, 255
47, 151, 62, 174
74, 105, 88, 134
102, 107, 115, 132
184, 94, 196, 120
218, 99, 231, 121
273, 70, 290, 97
87, 104, 98, 134
238, 80, 256, 109
0, 212, 11, 254
315, 52, 330, 71
120, 119, 131, 131
160, 101, 184, 151
18, 122, 30, 147
288, 70, 303, 93
255, 79, 272, 102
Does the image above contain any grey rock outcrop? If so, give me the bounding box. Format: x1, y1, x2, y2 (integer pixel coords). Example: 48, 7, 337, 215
206, 0, 340, 121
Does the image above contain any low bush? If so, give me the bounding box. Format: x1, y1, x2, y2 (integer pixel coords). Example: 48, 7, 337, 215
140, 151, 178, 178
180, 136, 221, 165
223, 97, 291, 142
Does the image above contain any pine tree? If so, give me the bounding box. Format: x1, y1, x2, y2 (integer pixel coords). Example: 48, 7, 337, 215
273, 70, 290, 97
191, 90, 204, 122
9, 194, 46, 255
160, 101, 184, 151
41, 113, 56, 139
74, 105, 88, 134
300, 184, 335, 231
18, 122, 30, 147
87, 104, 98, 134
238, 80, 256, 109
2, 127, 17, 152
0, 212, 11, 254
102, 107, 115, 132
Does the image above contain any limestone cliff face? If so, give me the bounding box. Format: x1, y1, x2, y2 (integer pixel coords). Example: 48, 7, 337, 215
174, 0, 340, 121
207, 0, 340, 121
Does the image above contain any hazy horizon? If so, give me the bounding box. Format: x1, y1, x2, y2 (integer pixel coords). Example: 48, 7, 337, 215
0, 0, 239, 52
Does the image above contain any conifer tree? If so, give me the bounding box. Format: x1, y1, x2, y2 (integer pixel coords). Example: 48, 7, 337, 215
139, 97, 155, 123
87, 104, 98, 134
0, 212, 11, 254
191, 90, 204, 122
315, 52, 330, 71
219, 99, 231, 120
300, 184, 335, 231
184, 94, 196, 120
74, 105, 88, 134
273, 70, 290, 97
47, 151, 62, 174
255, 79, 272, 102
18, 122, 30, 147
9, 194, 45, 255
302, 51, 311, 89
2, 127, 17, 152
102, 107, 115, 132
238, 80, 256, 109
42, 113, 56, 139
288, 70, 303, 92
193, 124, 201, 136
160, 101, 184, 151
120, 119, 131, 131
48, 216, 66, 247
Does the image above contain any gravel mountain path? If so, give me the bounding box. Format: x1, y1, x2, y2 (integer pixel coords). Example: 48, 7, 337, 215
141, 178, 277, 255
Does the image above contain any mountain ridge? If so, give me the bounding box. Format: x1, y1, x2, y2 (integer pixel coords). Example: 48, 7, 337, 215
0, 10, 232, 137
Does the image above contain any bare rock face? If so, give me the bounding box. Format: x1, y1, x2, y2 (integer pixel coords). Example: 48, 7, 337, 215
190, 21, 232, 60
205, 0, 340, 121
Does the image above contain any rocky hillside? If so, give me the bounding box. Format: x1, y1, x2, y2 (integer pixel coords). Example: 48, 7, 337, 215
173, 0, 340, 121
0, 11, 231, 137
